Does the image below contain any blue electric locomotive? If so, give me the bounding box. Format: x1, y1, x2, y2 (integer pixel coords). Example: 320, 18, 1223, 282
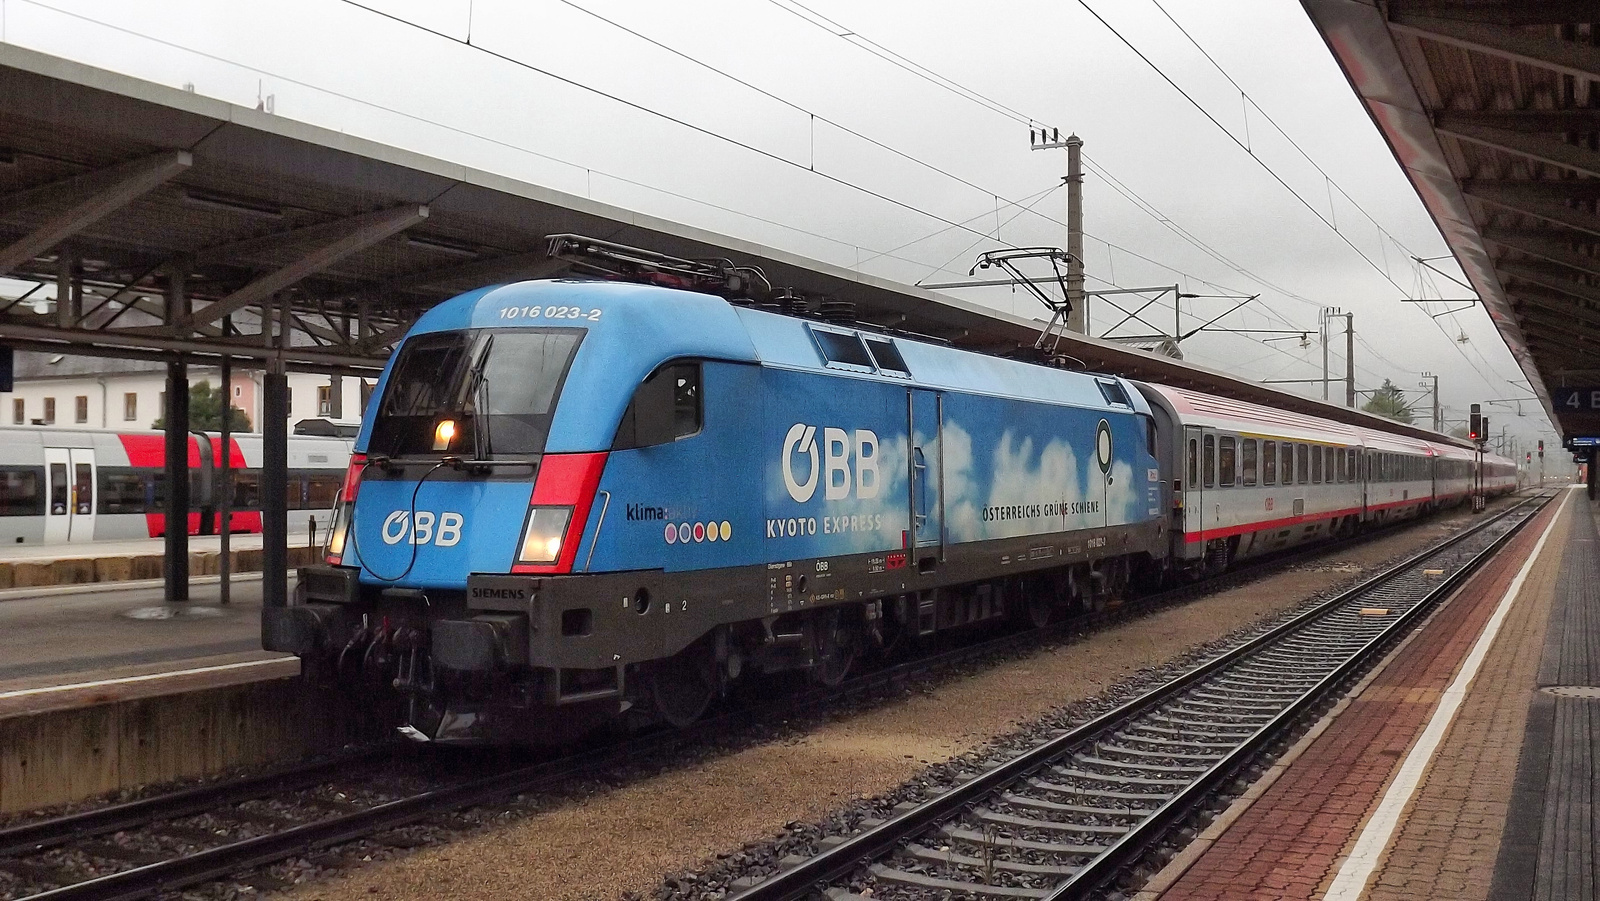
269, 244, 1169, 742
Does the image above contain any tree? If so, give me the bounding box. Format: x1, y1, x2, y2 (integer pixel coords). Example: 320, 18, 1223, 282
151, 380, 251, 431
1361, 378, 1414, 424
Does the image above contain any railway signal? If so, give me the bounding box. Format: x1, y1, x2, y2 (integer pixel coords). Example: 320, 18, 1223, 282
1469, 404, 1482, 442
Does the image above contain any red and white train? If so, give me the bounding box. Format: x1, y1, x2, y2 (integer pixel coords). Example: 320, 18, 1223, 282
1139, 385, 1518, 574
0, 426, 353, 544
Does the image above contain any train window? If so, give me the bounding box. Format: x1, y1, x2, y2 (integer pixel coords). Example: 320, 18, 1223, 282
1097, 379, 1133, 408
49, 463, 66, 515
1241, 439, 1258, 487
233, 471, 261, 509
98, 470, 149, 514
1262, 440, 1277, 485
73, 464, 92, 515
371, 327, 582, 458
0, 468, 43, 516
1347, 449, 1357, 482
863, 337, 910, 376
1203, 435, 1216, 488
614, 362, 703, 450
1311, 445, 1322, 483
308, 475, 341, 510
1297, 444, 1309, 485
812, 328, 874, 369
1143, 416, 1156, 456
1219, 437, 1236, 487
1188, 438, 1199, 487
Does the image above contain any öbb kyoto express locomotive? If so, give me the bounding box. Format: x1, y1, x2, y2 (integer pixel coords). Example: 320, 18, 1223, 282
266, 278, 1517, 742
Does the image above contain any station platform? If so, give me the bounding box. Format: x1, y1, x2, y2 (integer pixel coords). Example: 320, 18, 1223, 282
0, 532, 322, 592
1139, 487, 1594, 901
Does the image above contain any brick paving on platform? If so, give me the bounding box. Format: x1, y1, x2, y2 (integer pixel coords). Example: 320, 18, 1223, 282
1152, 497, 1570, 901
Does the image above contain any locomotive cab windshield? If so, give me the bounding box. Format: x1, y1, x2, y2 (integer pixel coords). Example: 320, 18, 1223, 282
368, 327, 582, 461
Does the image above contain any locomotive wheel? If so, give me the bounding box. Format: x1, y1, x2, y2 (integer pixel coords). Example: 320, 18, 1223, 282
811, 608, 857, 688
645, 642, 716, 728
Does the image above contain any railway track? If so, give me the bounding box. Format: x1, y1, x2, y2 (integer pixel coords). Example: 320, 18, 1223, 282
0, 497, 1528, 901
726, 491, 1555, 901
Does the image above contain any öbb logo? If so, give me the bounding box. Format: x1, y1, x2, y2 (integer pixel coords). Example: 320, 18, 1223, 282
781, 424, 880, 503
380, 510, 464, 546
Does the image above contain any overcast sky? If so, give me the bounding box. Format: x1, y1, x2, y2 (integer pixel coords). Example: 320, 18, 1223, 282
0, 0, 1563, 457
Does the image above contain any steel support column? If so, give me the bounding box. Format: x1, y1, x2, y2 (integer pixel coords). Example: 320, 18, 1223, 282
262, 302, 289, 612
162, 359, 189, 603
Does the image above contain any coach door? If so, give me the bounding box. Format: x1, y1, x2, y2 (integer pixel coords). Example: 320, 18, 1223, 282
42, 447, 94, 543
908, 389, 943, 560
1184, 426, 1205, 539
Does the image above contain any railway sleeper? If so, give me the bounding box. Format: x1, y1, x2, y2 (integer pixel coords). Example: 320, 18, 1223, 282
1025, 776, 1173, 804
902, 843, 1080, 877
1116, 731, 1240, 751
1167, 698, 1278, 715
1049, 766, 1192, 788
868, 862, 1053, 899
1212, 675, 1318, 692
974, 808, 1131, 836
1073, 752, 1210, 773
1097, 741, 1230, 762
941, 825, 1109, 856
1187, 687, 1299, 704
1128, 720, 1254, 740
1142, 712, 1261, 732
998, 792, 1149, 819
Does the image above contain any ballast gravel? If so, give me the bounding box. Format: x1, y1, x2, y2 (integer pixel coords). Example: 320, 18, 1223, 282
266, 509, 1491, 901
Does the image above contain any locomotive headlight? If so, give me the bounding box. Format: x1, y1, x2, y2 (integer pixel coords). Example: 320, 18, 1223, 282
326, 503, 350, 562
433, 418, 458, 451
518, 506, 573, 565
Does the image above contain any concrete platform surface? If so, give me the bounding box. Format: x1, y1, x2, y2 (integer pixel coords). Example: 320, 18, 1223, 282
0, 577, 291, 690
1137, 488, 1587, 901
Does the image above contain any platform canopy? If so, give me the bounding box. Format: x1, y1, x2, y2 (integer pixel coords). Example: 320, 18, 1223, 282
0, 42, 1468, 447
1303, 1, 1600, 443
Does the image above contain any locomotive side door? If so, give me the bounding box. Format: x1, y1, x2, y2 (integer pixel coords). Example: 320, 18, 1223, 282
42, 448, 70, 544
907, 389, 943, 559
67, 448, 96, 541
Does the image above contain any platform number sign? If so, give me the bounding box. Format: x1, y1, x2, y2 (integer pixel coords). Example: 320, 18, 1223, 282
1555, 388, 1600, 411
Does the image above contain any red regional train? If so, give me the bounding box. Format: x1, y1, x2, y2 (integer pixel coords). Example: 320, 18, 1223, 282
0, 426, 353, 545
1139, 385, 1518, 574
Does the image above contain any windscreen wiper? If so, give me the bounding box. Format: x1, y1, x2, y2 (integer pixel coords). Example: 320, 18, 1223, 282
468, 334, 494, 463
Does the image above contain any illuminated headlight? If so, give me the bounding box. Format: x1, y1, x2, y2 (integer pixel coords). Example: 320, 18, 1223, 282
433, 418, 458, 451
325, 503, 350, 563
518, 506, 573, 564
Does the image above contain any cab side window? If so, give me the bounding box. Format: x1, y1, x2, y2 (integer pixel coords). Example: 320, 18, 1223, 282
613, 362, 702, 450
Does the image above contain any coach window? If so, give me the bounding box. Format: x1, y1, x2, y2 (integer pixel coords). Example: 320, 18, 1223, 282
1348, 449, 1357, 482
614, 362, 703, 450
0, 468, 43, 516
48, 463, 66, 514
1296, 444, 1309, 485
1218, 436, 1235, 487
1203, 435, 1216, 488
1311, 445, 1322, 483
1262, 440, 1277, 485
1187, 437, 1199, 488
1241, 439, 1258, 487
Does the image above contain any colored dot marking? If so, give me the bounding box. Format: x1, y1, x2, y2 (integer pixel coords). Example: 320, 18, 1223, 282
720, 521, 732, 541
706, 521, 719, 542
664, 524, 676, 544
678, 523, 691, 543
693, 522, 706, 542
